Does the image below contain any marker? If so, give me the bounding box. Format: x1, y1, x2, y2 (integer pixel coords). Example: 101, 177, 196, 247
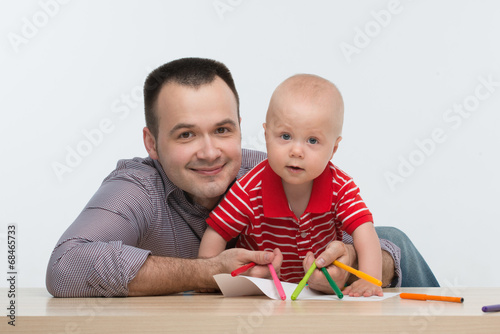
400, 293, 464, 303
333, 261, 382, 287
291, 261, 317, 300
482, 304, 500, 312
320, 267, 343, 299
268, 263, 286, 300
231, 262, 256, 277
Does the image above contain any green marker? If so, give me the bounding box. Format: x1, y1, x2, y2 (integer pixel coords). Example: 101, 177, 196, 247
291, 261, 317, 300
321, 267, 343, 299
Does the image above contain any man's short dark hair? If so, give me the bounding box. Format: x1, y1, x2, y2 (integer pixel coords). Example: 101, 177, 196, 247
144, 57, 240, 139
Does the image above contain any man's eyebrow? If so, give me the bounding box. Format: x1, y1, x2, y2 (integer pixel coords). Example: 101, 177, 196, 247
168, 119, 238, 136
169, 123, 195, 136
215, 118, 238, 127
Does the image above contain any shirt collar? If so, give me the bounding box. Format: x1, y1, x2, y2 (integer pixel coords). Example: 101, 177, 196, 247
152, 158, 178, 198
261, 161, 333, 218
152, 158, 213, 216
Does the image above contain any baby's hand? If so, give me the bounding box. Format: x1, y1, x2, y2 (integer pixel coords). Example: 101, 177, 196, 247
342, 279, 383, 297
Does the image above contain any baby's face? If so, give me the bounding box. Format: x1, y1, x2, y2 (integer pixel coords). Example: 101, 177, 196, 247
264, 88, 341, 187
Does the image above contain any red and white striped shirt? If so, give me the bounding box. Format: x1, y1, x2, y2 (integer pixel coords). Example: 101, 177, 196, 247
207, 159, 374, 283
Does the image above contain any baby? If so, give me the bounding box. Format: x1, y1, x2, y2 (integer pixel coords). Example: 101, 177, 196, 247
199, 74, 382, 296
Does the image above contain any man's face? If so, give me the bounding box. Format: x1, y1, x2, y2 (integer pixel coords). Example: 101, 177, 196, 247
145, 77, 242, 209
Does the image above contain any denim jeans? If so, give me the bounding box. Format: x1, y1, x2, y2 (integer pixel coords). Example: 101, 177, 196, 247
375, 226, 440, 287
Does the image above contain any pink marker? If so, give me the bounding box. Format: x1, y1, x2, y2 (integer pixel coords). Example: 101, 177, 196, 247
268, 263, 286, 300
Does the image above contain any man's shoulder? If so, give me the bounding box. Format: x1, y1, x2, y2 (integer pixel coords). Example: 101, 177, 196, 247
104, 157, 162, 184
86, 157, 164, 216
238, 149, 267, 179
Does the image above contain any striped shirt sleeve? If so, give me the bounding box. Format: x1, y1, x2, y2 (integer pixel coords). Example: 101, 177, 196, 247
46, 175, 155, 297
206, 181, 253, 242
334, 173, 373, 235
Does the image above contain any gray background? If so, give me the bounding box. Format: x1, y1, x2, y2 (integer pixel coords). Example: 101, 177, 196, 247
1, 0, 499, 288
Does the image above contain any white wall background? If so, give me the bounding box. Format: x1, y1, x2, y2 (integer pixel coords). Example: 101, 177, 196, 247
1, 0, 499, 289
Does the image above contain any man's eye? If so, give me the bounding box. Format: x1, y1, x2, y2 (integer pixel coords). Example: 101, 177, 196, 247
179, 132, 193, 139
308, 138, 318, 144
281, 134, 291, 140
216, 127, 229, 134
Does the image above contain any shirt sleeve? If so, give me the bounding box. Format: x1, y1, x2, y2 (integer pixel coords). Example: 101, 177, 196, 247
335, 178, 374, 235
206, 182, 253, 242
342, 232, 402, 288
46, 175, 156, 297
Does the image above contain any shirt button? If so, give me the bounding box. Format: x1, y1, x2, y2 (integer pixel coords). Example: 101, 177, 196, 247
301, 232, 307, 238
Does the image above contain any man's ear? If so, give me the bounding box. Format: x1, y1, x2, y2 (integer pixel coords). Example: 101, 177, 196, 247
330, 136, 342, 159
262, 123, 267, 134
143, 127, 159, 160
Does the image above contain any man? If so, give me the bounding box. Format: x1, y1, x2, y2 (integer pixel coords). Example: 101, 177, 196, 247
46, 58, 438, 297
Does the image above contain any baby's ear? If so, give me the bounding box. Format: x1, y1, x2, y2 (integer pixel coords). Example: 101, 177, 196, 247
331, 136, 343, 158
262, 123, 267, 133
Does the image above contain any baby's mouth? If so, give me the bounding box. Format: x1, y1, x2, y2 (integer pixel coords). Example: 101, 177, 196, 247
287, 165, 304, 172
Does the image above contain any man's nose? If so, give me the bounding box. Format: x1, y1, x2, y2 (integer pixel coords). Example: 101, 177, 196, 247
197, 136, 222, 161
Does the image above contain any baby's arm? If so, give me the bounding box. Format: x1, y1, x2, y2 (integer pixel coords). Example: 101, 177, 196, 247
199, 226, 228, 258
344, 222, 383, 297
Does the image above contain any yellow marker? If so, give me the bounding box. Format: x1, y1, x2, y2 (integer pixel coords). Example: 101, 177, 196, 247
333, 260, 382, 286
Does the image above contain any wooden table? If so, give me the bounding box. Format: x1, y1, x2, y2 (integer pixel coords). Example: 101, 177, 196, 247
2, 287, 499, 333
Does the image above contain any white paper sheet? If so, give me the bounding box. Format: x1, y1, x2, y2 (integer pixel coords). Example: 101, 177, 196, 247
213, 274, 399, 301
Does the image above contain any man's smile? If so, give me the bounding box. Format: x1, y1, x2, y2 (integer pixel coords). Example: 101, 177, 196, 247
189, 164, 225, 176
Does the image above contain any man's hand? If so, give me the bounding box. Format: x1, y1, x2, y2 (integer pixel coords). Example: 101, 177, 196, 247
129, 248, 283, 296
216, 247, 283, 278
197, 247, 283, 293
303, 241, 355, 293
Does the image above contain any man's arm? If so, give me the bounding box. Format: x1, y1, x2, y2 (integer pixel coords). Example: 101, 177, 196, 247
128, 248, 283, 296
128, 256, 222, 296
46, 208, 152, 297
46, 175, 157, 297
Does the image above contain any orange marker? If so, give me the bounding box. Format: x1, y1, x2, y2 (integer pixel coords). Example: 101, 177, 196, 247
333, 261, 382, 287
400, 293, 464, 303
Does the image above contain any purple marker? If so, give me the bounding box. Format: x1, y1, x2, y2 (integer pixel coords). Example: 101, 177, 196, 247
482, 304, 500, 312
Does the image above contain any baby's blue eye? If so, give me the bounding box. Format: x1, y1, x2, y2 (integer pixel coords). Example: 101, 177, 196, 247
281, 134, 291, 140
308, 138, 318, 144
